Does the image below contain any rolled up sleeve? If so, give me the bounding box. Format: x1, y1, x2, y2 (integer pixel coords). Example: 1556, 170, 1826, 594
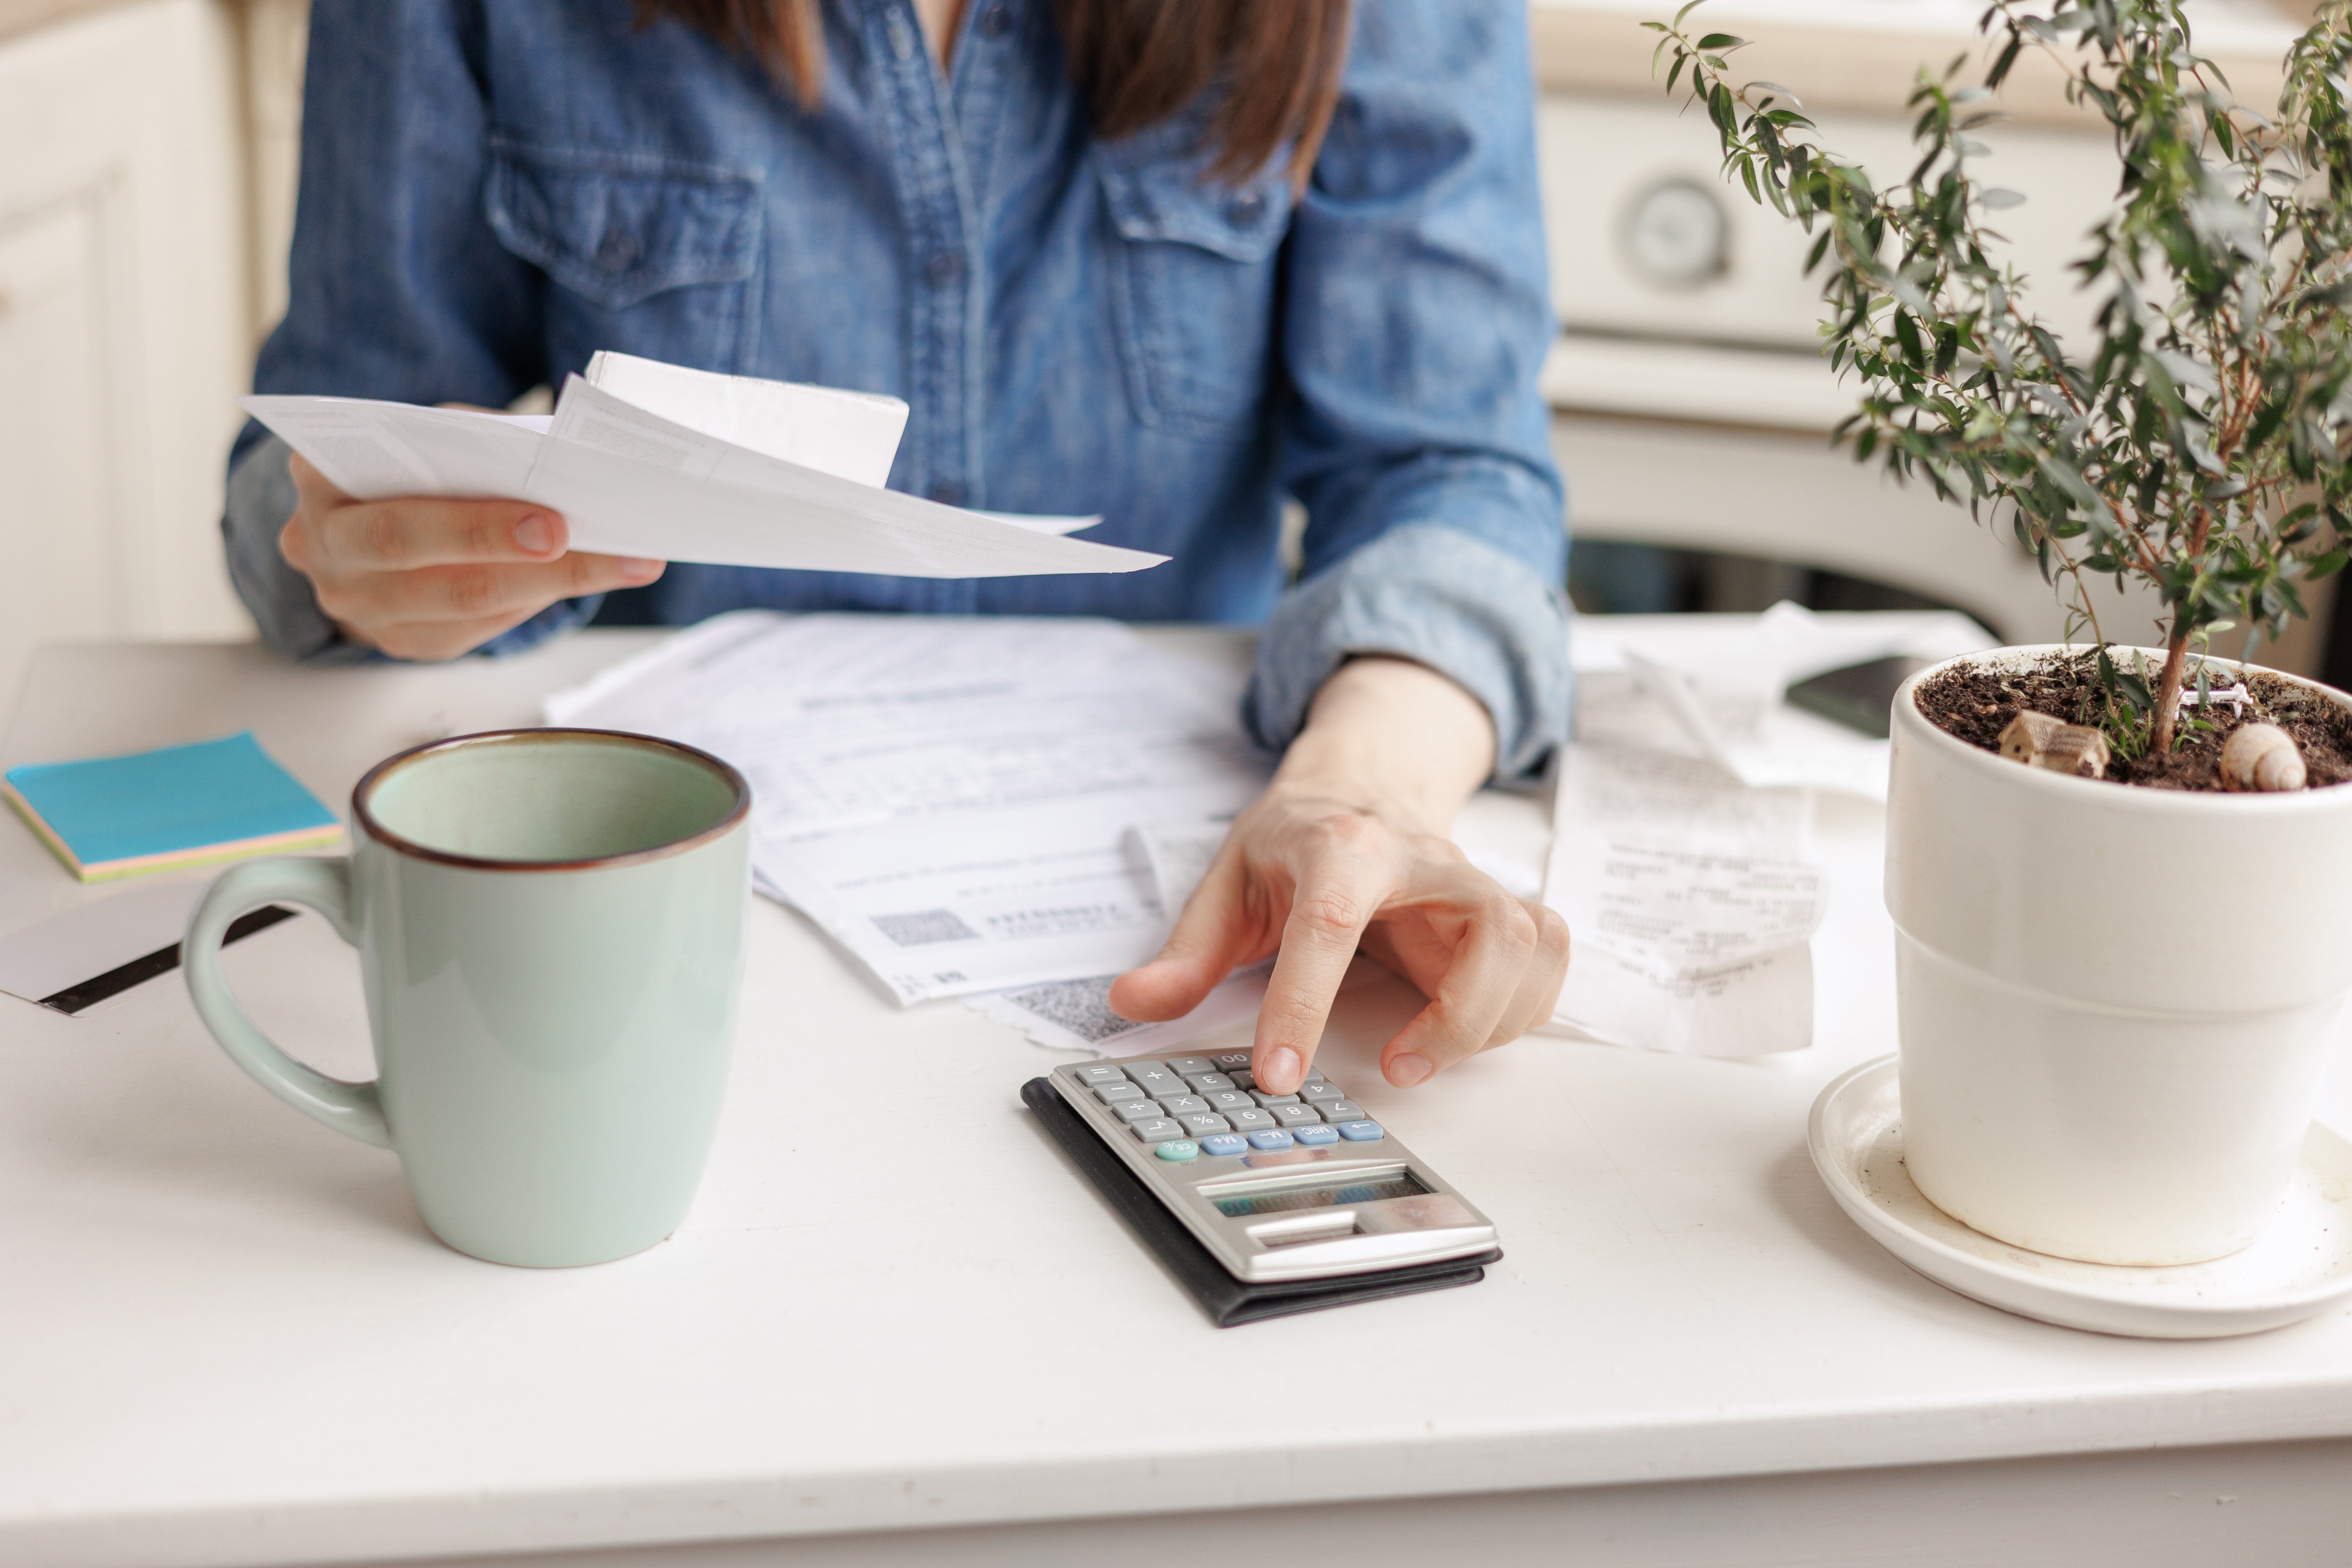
223, 433, 364, 664
1253, 0, 1569, 779
1247, 518, 1568, 781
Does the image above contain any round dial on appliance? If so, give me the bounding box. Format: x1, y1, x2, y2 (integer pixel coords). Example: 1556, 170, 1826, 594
1623, 179, 1730, 290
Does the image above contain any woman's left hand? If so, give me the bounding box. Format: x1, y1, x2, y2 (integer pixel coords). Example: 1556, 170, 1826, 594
1107, 657, 1569, 1095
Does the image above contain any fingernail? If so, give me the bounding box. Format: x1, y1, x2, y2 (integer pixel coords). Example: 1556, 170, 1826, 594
620, 557, 665, 582
513, 514, 556, 554
1388, 1052, 1433, 1087
1260, 1045, 1301, 1090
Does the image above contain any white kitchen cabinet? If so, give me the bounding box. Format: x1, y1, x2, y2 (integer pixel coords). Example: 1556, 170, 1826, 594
237, 0, 305, 336
0, 0, 255, 720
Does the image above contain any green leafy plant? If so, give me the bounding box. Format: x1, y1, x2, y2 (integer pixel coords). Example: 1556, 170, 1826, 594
1651, 0, 2352, 756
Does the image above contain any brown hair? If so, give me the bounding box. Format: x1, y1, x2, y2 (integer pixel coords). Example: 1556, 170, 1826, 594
637, 0, 1351, 184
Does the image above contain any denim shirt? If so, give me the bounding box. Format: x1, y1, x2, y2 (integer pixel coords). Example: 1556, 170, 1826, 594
225, 0, 1571, 777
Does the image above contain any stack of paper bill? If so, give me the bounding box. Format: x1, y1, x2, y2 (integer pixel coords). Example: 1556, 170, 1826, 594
241, 352, 1165, 580
545, 611, 1273, 1009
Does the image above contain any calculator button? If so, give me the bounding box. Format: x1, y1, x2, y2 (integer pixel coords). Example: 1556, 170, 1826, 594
1112, 1099, 1166, 1123
1322, 1100, 1366, 1122
1120, 1060, 1170, 1075
1206, 1090, 1256, 1114
1129, 1118, 1185, 1143
1156, 1140, 1200, 1162
1165, 1056, 1216, 1076
1161, 1095, 1210, 1117
1246, 1129, 1296, 1151
1075, 1064, 1127, 1085
1177, 1112, 1231, 1137
1250, 1089, 1300, 1107
1305, 1068, 1327, 1085
1129, 1067, 1188, 1099
1269, 1103, 1323, 1128
1335, 1121, 1385, 1142
1227, 1107, 1278, 1133
1293, 1124, 1341, 1146
1228, 1071, 1256, 1092
1185, 1073, 1235, 1094
1211, 1052, 1253, 1071
1199, 1133, 1250, 1156
1096, 1082, 1146, 1104
1298, 1082, 1344, 1104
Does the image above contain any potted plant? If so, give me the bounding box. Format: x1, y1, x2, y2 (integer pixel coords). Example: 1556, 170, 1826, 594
1652, 0, 2352, 1264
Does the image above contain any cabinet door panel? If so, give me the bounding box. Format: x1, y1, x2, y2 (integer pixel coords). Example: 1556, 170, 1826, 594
0, 0, 254, 716
0, 197, 121, 708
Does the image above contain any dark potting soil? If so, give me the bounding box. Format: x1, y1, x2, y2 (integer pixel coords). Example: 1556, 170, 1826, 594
1914, 651, 2352, 791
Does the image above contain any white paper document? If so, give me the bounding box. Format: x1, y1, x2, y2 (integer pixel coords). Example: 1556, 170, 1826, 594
577, 350, 906, 484
1133, 818, 1231, 919
966, 963, 1271, 1057
967, 817, 1263, 1056
546, 612, 1273, 1005
1541, 746, 1824, 1057
241, 354, 1162, 580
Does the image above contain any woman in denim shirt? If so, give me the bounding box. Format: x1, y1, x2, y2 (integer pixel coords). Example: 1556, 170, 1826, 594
224, 0, 1572, 1093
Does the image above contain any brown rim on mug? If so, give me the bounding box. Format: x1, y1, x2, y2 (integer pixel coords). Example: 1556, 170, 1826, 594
351, 728, 753, 874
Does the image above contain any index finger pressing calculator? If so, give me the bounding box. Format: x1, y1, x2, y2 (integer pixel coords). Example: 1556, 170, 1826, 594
1032, 1051, 1499, 1286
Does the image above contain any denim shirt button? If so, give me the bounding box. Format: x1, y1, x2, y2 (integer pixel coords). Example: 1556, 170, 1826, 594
928, 480, 967, 505
975, 3, 1013, 37
595, 229, 640, 272
1226, 189, 1268, 227
923, 250, 965, 287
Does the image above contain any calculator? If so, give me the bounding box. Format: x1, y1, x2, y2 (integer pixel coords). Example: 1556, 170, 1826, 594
1041, 1051, 1498, 1283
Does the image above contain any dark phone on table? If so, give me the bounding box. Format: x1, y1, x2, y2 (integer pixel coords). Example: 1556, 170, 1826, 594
1784, 655, 1929, 740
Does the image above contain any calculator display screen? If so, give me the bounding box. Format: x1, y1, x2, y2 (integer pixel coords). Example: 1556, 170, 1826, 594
1210, 1173, 1428, 1218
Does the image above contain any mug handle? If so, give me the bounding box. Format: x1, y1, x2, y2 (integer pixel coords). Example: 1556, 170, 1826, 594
183, 856, 391, 1149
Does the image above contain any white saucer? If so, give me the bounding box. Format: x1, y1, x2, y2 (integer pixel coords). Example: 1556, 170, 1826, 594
1808, 1056, 2352, 1338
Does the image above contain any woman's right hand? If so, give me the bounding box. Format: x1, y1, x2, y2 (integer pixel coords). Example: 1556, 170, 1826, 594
280, 453, 666, 661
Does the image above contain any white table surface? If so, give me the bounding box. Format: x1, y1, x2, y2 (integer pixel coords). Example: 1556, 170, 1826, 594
3, 631, 2351, 1568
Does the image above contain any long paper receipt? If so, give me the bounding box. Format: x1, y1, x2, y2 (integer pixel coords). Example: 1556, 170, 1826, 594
1542, 746, 1824, 1057
241, 352, 1165, 580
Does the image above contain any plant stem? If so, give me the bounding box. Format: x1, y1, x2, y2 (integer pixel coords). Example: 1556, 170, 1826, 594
2153, 498, 2218, 753
2060, 557, 2110, 649
2152, 622, 2193, 753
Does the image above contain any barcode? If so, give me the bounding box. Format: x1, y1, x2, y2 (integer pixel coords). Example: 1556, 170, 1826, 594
870, 908, 980, 947
1004, 975, 1148, 1045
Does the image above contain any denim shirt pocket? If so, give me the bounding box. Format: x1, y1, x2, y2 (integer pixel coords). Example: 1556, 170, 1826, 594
1096, 135, 1294, 440
484, 138, 763, 374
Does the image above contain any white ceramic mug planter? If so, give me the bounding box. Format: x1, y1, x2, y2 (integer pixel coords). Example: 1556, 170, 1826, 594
1886, 647, 2352, 1266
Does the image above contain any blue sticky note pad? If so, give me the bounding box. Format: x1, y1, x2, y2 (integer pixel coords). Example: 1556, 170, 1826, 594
2, 732, 341, 882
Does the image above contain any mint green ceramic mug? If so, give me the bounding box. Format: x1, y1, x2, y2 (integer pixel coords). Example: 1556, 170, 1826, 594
183, 729, 752, 1267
